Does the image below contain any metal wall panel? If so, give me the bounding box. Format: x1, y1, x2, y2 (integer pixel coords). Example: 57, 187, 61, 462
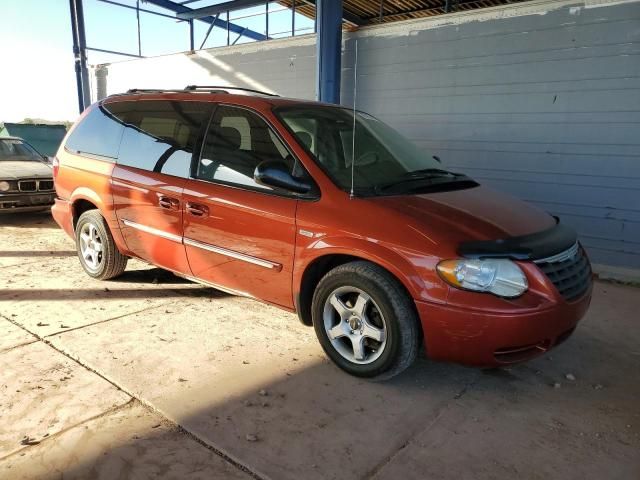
96, 0, 640, 270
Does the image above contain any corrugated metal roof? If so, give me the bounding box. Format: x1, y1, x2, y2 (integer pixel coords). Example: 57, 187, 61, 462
279, 0, 527, 28
0, 123, 67, 157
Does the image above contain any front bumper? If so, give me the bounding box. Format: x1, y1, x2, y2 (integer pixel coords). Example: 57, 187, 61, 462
416, 284, 592, 367
0, 192, 56, 212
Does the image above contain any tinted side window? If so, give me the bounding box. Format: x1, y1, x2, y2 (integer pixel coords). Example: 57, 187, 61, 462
196, 106, 293, 191
65, 102, 130, 160
117, 100, 211, 178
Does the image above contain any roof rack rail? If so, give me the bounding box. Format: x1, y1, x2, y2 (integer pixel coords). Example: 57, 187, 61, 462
119, 86, 280, 97
184, 85, 280, 97
125, 88, 187, 94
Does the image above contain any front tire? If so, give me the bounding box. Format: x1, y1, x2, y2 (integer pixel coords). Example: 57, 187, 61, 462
75, 209, 127, 280
311, 261, 421, 380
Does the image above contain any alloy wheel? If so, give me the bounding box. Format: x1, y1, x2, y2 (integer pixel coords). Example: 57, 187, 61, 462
322, 286, 387, 365
79, 222, 103, 272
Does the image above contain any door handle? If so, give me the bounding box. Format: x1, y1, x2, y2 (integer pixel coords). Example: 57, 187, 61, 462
159, 196, 180, 210
186, 202, 209, 217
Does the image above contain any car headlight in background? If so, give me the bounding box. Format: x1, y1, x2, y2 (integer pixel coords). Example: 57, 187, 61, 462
437, 258, 528, 298
0, 181, 10, 192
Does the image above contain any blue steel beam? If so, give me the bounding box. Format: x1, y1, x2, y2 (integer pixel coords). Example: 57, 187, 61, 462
144, 0, 267, 41
316, 0, 342, 104
300, 0, 365, 27
96, 0, 179, 20
176, 0, 268, 20
199, 13, 219, 49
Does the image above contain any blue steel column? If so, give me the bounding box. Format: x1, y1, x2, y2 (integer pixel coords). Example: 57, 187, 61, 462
69, 0, 91, 112
315, 0, 342, 104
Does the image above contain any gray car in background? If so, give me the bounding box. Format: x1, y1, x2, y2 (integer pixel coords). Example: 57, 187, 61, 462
0, 137, 55, 213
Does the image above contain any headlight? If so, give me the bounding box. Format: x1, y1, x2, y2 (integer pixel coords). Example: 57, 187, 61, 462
0, 181, 10, 192
437, 258, 528, 298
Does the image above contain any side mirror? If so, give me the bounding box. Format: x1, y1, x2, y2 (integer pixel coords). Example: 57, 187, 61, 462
254, 160, 311, 194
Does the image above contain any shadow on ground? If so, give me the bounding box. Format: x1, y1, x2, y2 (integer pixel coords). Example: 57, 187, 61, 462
0, 212, 57, 228
0, 250, 76, 258
3, 310, 639, 480
0, 287, 223, 301
111, 268, 193, 285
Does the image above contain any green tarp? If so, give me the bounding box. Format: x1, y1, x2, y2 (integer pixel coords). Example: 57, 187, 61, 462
0, 123, 67, 157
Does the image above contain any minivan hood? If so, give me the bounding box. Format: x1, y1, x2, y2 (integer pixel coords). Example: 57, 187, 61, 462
0, 161, 52, 180
373, 185, 555, 243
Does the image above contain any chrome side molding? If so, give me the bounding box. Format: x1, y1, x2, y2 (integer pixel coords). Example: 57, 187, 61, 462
121, 219, 182, 243
121, 218, 282, 271
175, 272, 254, 298
183, 237, 282, 271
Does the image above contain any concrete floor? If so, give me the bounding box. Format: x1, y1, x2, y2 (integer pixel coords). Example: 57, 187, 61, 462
1, 212, 638, 480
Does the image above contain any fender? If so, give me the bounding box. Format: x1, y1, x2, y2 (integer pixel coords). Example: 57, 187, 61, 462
293, 234, 449, 305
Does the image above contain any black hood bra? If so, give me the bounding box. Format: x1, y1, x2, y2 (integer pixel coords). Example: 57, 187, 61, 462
458, 219, 577, 261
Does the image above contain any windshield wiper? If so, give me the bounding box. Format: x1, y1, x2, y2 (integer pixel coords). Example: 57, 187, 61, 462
401, 168, 460, 178
374, 172, 476, 194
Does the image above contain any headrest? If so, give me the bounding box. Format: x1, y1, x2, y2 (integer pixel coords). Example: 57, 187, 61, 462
214, 126, 242, 151
296, 131, 313, 150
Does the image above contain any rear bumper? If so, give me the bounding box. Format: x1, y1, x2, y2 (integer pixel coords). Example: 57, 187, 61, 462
0, 192, 55, 212
416, 285, 592, 367
51, 197, 75, 238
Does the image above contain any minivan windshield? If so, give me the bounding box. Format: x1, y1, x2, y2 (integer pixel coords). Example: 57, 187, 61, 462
0, 139, 43, 162
275, 105, 476, 196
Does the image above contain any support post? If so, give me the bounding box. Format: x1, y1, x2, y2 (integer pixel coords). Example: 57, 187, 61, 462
69, 0, 91, 112
136, 0, 142, 56
95, 66, 109, 101
292, 0, 296, 36
315, 0, 342, 104
200, 14, 218, 49
189, 19, 195, 50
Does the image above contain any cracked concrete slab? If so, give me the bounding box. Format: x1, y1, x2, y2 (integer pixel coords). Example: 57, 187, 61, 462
0, 401, 252, 480
0, 317, 36, 352
46, 298, 479, 480
0, 258, 211, 337
0, 212, 213, 337
2, 213, 639, 479
371, 285, 640, 480
0, 212, 68, 269
0, 341, 131, 459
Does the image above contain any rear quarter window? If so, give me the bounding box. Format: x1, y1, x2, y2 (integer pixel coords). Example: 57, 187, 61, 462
65, 102, 131, 160
116, 100, 211, 178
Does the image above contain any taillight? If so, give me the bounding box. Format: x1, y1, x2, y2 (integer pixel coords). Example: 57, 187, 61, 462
52, 156, 60, 179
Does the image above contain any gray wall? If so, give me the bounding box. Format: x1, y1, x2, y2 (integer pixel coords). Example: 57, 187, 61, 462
97, 0, 640, 270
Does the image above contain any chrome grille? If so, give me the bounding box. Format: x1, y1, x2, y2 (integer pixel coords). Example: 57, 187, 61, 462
534, 243, 592, 301
16, 179, 54, 192
18, 180, 37, 192
38, 180, 54, 191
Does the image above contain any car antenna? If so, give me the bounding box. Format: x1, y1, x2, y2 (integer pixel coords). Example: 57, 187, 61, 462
350, 39, 358, 199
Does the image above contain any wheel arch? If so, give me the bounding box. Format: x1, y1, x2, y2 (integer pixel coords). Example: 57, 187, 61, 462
72, 198, 99, 229
69, 187, 128, 254
69, 187, 105, 229
293, 240, 426, 327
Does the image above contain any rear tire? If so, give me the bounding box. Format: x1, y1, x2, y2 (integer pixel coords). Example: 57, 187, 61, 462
75, 209, 127, 280
311, 261, 420, 380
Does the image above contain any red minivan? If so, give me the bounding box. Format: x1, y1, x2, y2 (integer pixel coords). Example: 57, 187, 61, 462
52, 87, 592, 379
